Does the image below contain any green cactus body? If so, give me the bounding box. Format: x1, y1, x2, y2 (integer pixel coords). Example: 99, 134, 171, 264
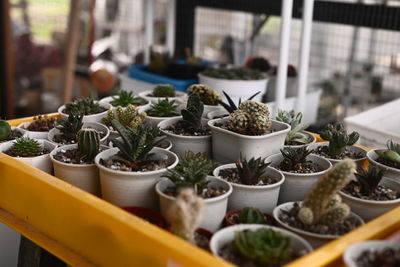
102, 105, 146, 129
187, 84, 221, 106
318, 203, 350, 225
238, 208, 267, 224
152, 84, 176, 97
0, 120, 12, 141
228, 110, 249, 134
249, 112, 271, 135
8, 137, 43, 157
320, 124, 359, 157
239, 100, 269, 115
77, 128, 100, 162
64, 98, 103, 116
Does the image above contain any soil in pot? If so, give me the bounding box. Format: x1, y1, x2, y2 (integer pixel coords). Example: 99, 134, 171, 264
53, 128, 107, 145
278, 202, 362, 236
0, 129, 23, 143
277, 159, 321, 174
24, 115, 56, 132
342, 180, 400, 201
314, 146, 364, 160
164, 120, 211, 136
219, 168, 278, 186
100, 153, 175, 172
164, 186, 226, 199
354, 247, 400, 267
194, 228, 213, 251
376, 157, 400, 170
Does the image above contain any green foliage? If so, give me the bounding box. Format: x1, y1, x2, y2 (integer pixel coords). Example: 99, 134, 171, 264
354, 166, 384, 196
77, 128, 100, 162
279, 147, 313, 172
56, 114, 84, 142
152, 84, 176, 97
0, 120, 12, 141
180, 94, 204, 133
147, 99, 179, 117
202, 67, 265, 80
110, 90, 147, 107
319, 123, 359, 157
175, 151, 216, 175
375, 140, 400, 164
64, 98, 104, 116
238, 208, 267, 224
276, 110, 311, 145
8, 137, 42, 157
102, 105, 146, 129
233, 228, 292, 265
235, 155, 271, 185
187, 84, 221, 105
218, 91, 260, 114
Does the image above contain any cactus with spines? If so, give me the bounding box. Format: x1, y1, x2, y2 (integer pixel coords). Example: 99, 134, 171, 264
110, 90, 147, 107
238, 207, 267, 224
56, 114, 84, 142
0, 120, 12, 141
165, 188, 204, 243
64, 98, 104, 116
152, 84, 176, 97
228, 110, 249, 134
239, 100, 269, 115
218, 90, 261, 114
102, 104, 146, 129
319, 123, 359, 158
77, 128, 100, 162
187, 84, 221, 106
298, 159, 356, 225
232, 228, 292, 266
7, 137, 43, 157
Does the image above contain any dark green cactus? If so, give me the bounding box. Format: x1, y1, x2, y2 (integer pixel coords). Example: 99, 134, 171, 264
354, 166, 384, 196
235, 155, 271, 185
102, 105, 146, 129
77, 128, 100, 162
319, 123, 359, 157
147, 99, 179, 117
375, 140, 400, 164
175, 151, 216, 175
232, 228, 292, 265
187, 84, 221, 105
276, 110, 311, 145
218, 91, 260, 114
238, 207, 267, 224
0, 120, 12, 141
56, 114, 84, 142
152, 84, 176, 97
279, 147, 313, 172
8, 137, 43, 157
110, 90, 148, 107
180, 94, 204, 133
64, 98, 104, 116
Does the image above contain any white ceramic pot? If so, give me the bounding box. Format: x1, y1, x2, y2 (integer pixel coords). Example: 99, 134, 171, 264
210, 224, 313, 265
206, 109, 229, 120
284, 131, 317, 149
48, 122, 110, 145
273, 202, 364, 248
17, 122, 52, 140
198, 73, 268, 103
50, 144, 109, 196
138, 104, 182, 127
339, 177, 400, 222
367, 149, 400, 181
138, 90, 187, 103
266, 153, 332, 203
0, 139, 56, 174
208, 118, 290, 164
213, 164, 284, 214
343, 240, 400, 267
155, 176, 232, 232
158, 117, 212, 157
95, 147, 178, 208
58, 101, 112, 123
99, 95, 151, 108
309, 142, 367, 166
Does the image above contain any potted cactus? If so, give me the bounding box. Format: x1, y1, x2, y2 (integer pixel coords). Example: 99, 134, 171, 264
367, 140, 400, 180
267, 147, 332, 203
224, 207, 277, 227
99, 90, 149, 108
198, 67, 268, 103
18, 115, 56, 139
187, 84, 223, 117
95, 120, 178, 208
58, 98, 111, 123
138, 84, 187, 104
273, 159, 364, 248
208, 100, 290, 163
310, 123, 366, 165
213, 155, 284, 213
0, 120, 26, 143
275, 110, 316, 147
0, 137, 56, 173
155, 151, 232, 231
339, 166, 400, 221
48, 114, 109, 145
138, 99, 182, 127
210, 225, 312, 267
50, 129, 107, 196
158, 94, 212, 157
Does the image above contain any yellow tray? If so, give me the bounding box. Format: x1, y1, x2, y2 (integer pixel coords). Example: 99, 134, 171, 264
1, 116, 399, 267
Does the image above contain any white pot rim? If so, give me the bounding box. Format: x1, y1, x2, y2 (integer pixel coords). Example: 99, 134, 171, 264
198, 73, 268, 82
155, 176, 233, 203
50, 144, 109, 167
17, 121, 52, 134
367, 149, 400, 173
273, 202, 364, 239
213, 164, 285, 189
310, 142, 367, 163
158, 117, 212, 140
94, 147, 178, 176
0, 139, 56, 159
58, 101, 112, 118
208, 118, 290, 140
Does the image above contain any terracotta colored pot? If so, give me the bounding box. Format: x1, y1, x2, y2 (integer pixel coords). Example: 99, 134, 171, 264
223, 209, 278, 227
122, 206, 166, 229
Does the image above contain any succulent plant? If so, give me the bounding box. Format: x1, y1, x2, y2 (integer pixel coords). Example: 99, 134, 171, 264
8, 137, 43, 157
152, 84, 176, 97
110, 90, 147, 107
147, 99, 179, 117
354, 166, 384, 196
235, 155, 271, 185
102, 104, 146, 129
276, 110, 311, 145
375, 140, 400, 165
279, 147, 313, 172
218, 91, 261, 114
165, 188, 204, 243
64, 98, 104, 116
187, 84, 221, 106
180, 94, 204, 133
202, 67, 265, 80
238, 207, 267, 224
319, 123, 359, 157
111, 120, 160, 168
56, 114, 84, 142
0, 120, 12, 141
175, 151, 216, 175
233, 228, 292, 265
26, 115, 56, 132
298, 159, 356, 225
77, 128, 100, 162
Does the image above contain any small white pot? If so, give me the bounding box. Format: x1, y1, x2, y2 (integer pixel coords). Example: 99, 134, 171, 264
155, 176, 232, 232
213, 164, 284, 214
367, 149, 400, 181
210, 224, 313, 264
266, 153, 332, 203
50, 144, 108, 196
273, 202, 364, 248
198, 73, 268, 103
0, 139, 56, 174
339, 177, 400, 222
208, 118, 290, 164
158, 117, 212, 157
99, 95, 150, 108
206, 109, 229, 120
138, 90, 187, 103
95, 147, 178, 208
58, 101, 112, 123
138, 104, 182, 127
284, 131, 317, 149
309, 142, 367, 166
343, 240, 400, 267
48, 122, 110, 145
17, 122, 52, 140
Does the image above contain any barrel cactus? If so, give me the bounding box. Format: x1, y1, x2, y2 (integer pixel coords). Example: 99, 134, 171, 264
152, 84, 176, 97
187, 84, 221, 106
8, 137, 42, 157
77, 128, 100, 162
102, 104, 146, 129
0, 120, 12, 141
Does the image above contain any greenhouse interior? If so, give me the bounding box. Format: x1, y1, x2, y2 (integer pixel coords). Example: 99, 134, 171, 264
0, 0, 399, 266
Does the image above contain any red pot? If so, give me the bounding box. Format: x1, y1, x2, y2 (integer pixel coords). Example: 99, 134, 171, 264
224, 209, 278, 227
122, 206, 167, 229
